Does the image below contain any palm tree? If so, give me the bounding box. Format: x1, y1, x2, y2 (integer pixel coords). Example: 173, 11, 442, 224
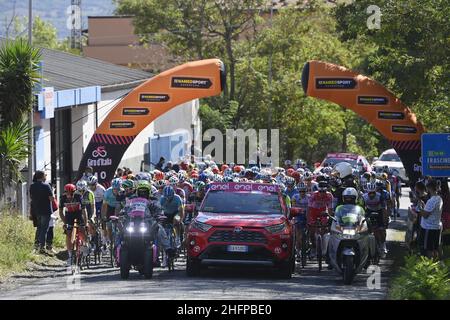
0, 121, 32, 197
0, 38, 41, 126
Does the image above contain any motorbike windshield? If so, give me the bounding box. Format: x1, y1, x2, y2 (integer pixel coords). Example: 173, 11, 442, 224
336, 205, 364, 228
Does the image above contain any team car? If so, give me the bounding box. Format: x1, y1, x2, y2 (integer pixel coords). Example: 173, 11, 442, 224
185, 182, 296, 278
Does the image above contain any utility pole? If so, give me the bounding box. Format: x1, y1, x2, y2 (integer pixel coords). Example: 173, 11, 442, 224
267, 1, 274, 131
27, 0, 33, 211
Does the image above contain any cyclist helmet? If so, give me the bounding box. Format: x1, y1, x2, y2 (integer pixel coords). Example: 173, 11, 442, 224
284, 159, 292, 167
163, 185, 175, 198
64, 183, 76, 193
303, 171, 312, 181
223, 168, 233, 177
111, 178, 122, 190
318, 181, 328, 192
76, 180, 88, 192
342, 187, 358, 204
366, 182, 377, 193
190, 171, 199, 180
195, 181, 206, 192
251, 166, 260, 174
212, 166, 220, 174
199, 172, 209, 182
150, 185, 158, 197
154, 179, 166, 189
135, 172, 151, 181
154, 170, 164, 181
291, 171, 301, 182
297, 182, 307, 192
87, 175, 98, 186
122, 179, 135, 190
169, 176, 179, 186
177, 171, 186, 182
287, 168, 295, 177
136, 180, 151, 198
285, 176, 295, 187
213, 174, 223, 182
221, 164, 229, 172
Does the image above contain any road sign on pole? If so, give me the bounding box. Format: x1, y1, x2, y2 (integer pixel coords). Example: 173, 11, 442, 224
421, 133, 450, 177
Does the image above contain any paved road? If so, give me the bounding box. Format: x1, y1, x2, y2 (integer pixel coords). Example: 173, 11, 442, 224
0, 190, 410, 300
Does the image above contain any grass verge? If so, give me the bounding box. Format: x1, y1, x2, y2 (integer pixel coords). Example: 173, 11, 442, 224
0, 212, 65, 280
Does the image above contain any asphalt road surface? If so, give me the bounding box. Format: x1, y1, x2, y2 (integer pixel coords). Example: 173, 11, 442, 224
0, 190, 410, 300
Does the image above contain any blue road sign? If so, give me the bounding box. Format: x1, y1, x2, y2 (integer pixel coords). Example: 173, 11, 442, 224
421, 133, 450, 177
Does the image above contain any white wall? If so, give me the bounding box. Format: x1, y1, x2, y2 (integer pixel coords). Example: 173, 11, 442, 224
81, 89, 200, 173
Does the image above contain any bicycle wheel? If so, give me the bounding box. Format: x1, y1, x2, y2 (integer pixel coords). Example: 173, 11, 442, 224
317, 235, 322, 272
301, 229, 308, 268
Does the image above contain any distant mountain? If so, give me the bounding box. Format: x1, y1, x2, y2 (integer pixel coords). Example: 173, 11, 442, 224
0, 0, 116, 39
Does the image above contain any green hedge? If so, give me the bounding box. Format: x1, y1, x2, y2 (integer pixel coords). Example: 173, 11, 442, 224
389, 254, 450, 300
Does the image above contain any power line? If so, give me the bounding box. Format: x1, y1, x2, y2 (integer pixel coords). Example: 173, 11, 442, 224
35, 91, 128, 143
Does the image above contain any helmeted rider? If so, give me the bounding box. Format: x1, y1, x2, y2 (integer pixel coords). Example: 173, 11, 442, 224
362, 182, 388, 257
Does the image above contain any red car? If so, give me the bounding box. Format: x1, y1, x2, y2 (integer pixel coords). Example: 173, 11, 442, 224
185, 182, 298, 279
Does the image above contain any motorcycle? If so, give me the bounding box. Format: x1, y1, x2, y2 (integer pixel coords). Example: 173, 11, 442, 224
117, 197, 157, 279
327, 204, 370, 285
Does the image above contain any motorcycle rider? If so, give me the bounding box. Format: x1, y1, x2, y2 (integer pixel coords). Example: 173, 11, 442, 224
362, 182, 388, 257
121, 180, 175, 263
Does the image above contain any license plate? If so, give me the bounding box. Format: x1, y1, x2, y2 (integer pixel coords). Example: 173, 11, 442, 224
343, 229, 356, 236
227, 245, 248, 253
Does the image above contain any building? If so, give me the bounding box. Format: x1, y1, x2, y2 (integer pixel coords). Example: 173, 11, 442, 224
0, 38, 200, 204
83, 16, 179, 73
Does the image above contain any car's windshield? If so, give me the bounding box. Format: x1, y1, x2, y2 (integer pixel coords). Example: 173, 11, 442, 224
336, 205, 364, 227
379, 153, 401, 162
200, 191, 282, 214
323, 158, 357, 167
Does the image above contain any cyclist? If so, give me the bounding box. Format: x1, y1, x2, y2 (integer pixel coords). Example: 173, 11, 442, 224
291, 182, 309, 262
388, 169, 401, 217
159, 186, 184, 266
75, 180, 96, 238
362, 182, 388, 257
59, 184, 88, 265
307, 180, 333, 257
375, 179, 392, 228
100, 178, 122, 251
285, 177, 298, 200
87, 175, 105, 222
303, 172, 318, 193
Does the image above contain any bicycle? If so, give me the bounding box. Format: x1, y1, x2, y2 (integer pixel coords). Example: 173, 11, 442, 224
107, 216, 121, 268
307, 213, 330, 272
69, 219, 87, 274
159, 215, 179, 272
88, 218, 103, 265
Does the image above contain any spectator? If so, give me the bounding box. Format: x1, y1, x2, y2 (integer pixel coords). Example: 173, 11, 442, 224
155, 157, 165, 171
163, 161, 173, 172
29, 171, 54, 254
417, 179, 443, 259
81, 166, 93, 181
46, 194, 59, 254
115, 168, 123, 178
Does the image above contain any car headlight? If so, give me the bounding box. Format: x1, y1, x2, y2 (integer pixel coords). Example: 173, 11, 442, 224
265, 223, 286, 234
191, 220, 213, 233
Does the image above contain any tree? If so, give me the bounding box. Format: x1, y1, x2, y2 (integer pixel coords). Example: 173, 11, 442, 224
0, 121, 32, 197
0, 38, 41, 126
115, 0, 265, 102
334, 0, 450, 132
